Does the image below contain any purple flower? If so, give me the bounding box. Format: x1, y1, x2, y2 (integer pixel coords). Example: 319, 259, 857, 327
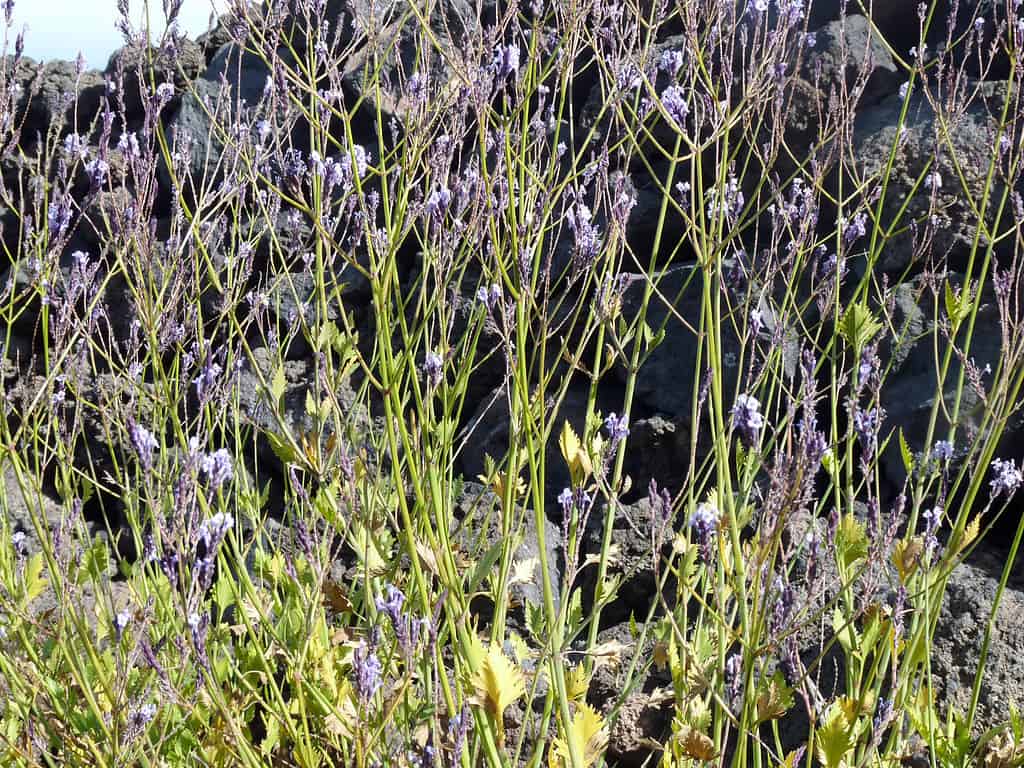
187, 611, 209, 663
11, 531, 27, 557
660, 85, 689, 128
353, 640, 382, 704
63, 132, 88, 160
200, 450, 233, 491
731, 394, 765, 447
491, 42, 520, 83
689, 502, 719, 563
604, 412, 629, 445
128, 702, 157, 729
375, 584, 406, 625
192, 360, 222, 403
255, 120, 272, 143
873, 697, 894, 740
423, 351, 444, 388
853, 407, 881, 445
129, 422, 159, 470
85, 158, 109, 190
557, 487, 574, 515
202, 511, 233, 544
842, 212, 868, 245
343, 145, 369, 179
932, 440, 954, 462
449, 705, 472, 761
117, 130, 141, 160
725, 653, 743, 706
48, 194, 72, 237
990, 458, 1023, 498
154, 82, 175, 104
566, 200, 601, 271
113, 609, 132, 639
425, 187, 452, 221
659, 49, 684, 77
476, 282, 502, 311
922, 506, 942, 562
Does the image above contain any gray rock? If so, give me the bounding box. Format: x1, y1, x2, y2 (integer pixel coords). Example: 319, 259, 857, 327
8, 57, 106, 140
614, 265, 792, 427
846, 80, 1021, 276
569, 622, 673, 767
451, 481, 562, 633
105, 36, 206, 124
234, 345, 370, 474
582, 496, 675, 627
458, 381, 621, 507
932, 548, 1024, 733
878, 272, 1021, 491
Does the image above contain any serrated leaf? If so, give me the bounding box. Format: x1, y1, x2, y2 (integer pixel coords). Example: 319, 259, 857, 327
899, 429, 914, 474
509, 557, 538, 587
833, 608, 859, 654
956, 515, 982, 557
559, 421, 593, 486
589, 638, 631, 671
677, 724, 718, 762
817, 703, 855, 768
550, 703, 608, 768
22, 552, 48, 605
756, 671, 794, 723
841, 302, 883, 352
469, 643, 525, 723
837, 513, 868, 570
565, 664, 590, 703
945, 281, 974, 324
265, 430, 298, 465
893, 536, 925, 583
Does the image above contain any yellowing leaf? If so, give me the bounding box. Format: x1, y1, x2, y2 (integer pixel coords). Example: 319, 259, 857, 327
469, 644, 525, 723
677, 724, 718, 762
23, 552, 48, 605
559, 421, 582, 468
892, 536, 924, 583
837, 513, 868, 570
565, 664, 590, 703
559, 421, 593, 486
816, 703, 855, 768
755, 672, 793, 723
588, 638, 631, 671
956, 515, 982, 557
550, 703, 608, 768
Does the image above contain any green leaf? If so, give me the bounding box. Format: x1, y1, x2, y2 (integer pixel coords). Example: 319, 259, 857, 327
817, 703, 855, 768
945, 281, 974, 324
22, 553, 48, 605
266, 430, 297, 465
899, 428, 914, 474
469, 538, 506, 596
840, 302, 883, 352
832, 608, 859, 654
78, 538, 109, 584
836, 513, 868, 570
269, 364, 287, 404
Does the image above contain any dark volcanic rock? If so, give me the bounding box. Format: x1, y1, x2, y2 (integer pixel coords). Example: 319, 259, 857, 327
452, 481, 562, 634
931, 547, 1024, 733
844, 80, 1021, 276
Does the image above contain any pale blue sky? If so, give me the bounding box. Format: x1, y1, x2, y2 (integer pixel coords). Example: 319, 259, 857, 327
5, 0, 226, 69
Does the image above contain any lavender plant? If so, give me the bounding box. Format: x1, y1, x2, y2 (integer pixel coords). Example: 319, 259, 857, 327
0, 0, 1022, 766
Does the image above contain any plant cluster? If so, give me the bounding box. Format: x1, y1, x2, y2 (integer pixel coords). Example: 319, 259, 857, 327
0, 0, 1023, 766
